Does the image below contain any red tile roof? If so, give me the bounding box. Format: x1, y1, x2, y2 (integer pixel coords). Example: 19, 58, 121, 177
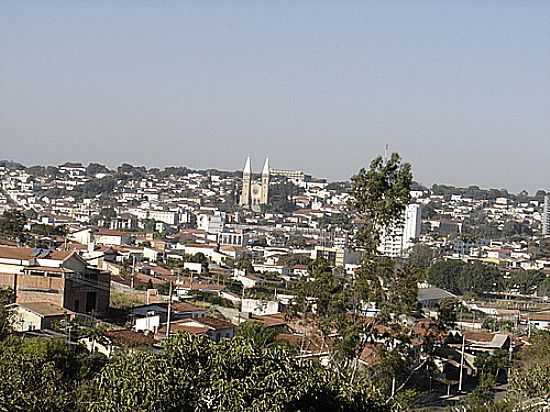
0, 246, 72, 261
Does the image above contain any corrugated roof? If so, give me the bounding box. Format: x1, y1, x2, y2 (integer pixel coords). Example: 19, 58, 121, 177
417, 287, 457, 302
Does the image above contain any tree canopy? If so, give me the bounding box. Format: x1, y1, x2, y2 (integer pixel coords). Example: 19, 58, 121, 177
427, 260, 502, 295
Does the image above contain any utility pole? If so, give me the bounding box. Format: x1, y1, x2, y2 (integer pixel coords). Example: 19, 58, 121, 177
131, 255, 136, 289
165, 281, 173, 338
458, 333, 466, 392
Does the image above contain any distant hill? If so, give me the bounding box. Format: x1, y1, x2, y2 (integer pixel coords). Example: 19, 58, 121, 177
0, 160, 25, 170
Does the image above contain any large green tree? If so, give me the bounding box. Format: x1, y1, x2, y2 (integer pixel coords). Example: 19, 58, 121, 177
427, 260, 503, 295
350, 153, 416, 318
85, 333, 387, 412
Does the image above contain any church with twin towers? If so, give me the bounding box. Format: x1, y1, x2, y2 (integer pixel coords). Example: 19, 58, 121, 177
239, 156, 270, 211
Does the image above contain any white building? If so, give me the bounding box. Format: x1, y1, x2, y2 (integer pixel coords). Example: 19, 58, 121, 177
543, 195, 550, 236
148, 210, 179, 226
197, 211, 225, 234
379, 204, 422, 257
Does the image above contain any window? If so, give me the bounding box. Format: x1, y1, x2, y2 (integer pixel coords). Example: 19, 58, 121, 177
85, 291, 96, 312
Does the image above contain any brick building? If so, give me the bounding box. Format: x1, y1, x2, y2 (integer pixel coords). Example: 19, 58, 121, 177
0, 246, 110, 314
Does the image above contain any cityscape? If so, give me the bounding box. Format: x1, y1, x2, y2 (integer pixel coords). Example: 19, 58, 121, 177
1, 2, 550, 412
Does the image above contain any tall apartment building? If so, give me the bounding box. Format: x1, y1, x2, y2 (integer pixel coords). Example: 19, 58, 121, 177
378, 204, 422, 257
543, 195, 550, 236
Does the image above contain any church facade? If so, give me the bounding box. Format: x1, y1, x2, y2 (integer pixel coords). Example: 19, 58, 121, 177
240, 157, 270, 211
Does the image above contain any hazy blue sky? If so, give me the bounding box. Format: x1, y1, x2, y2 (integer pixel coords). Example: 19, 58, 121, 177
1, 1, 549, 192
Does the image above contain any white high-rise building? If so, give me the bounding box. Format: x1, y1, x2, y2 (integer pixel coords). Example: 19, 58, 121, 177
543, 195, 550, 236
379, 204, 422, 257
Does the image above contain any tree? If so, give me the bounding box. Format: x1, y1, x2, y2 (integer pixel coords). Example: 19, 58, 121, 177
0, 336, 106, 411
85, 333, 387, 412
408, 244, 434, 270
234, 257, 254, 273
438, 298, 458, 328
350, 153, 416, 318
86, 163, 111, 176
0, 210, 26, 240
507, 270, 545, 295
236, 321, 281, 348
508, 331, 550, 402
537, 278, 550, 297
427, 260, 502, 295
189, 252, 209, 272
349, 153, 412, 255
0, 288, 14, 340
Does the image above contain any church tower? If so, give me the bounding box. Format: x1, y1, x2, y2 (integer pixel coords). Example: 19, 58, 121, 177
240, 156, 252, 207
261, 157, 270, 205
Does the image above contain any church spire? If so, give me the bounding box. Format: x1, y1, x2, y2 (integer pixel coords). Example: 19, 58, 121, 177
262, 157, 269, 176
243, 156, 252, 175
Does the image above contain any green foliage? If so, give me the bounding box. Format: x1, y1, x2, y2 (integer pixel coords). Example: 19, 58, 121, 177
236, 321, 281, 348
408, 244, 434, 270
349, 153, 412, 254
507, 269, 545, 295
234, 257, 254, 273
264, 181, 297, 214
29, 223, 67, 237
0, 337, 106, 411
508, 331, 550, 402
0, 210, 26, 240
537, 277, 550, 297
0, 288, 14, 340
86, 163, 111, 176
438, 298, 458, 328
278, 253, 311, 267
0, 326, 388, 412
286, 234, 307, 247
75, 177, 119, 199
357, 258, 420, 319
307, 259, 348, 319
349, 153, 419, 319
427, 260, 502, 294
430, 184, 509, 201
464, 374, 496, 408
318, 213, 352, 231
85, 333, 387, 412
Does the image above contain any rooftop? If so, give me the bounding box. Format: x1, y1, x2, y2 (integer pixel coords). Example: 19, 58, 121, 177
17, 302, 68, 317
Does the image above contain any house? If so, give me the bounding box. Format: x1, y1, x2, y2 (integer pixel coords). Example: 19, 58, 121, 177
172, 301, 207, 319
0, 246, 111, 314
131, 302, 207, 333
183, 261, 205, 274
131, 304, 168, 332
417, 287, 458, 310
81, 329, 155, 357
68, 228, 93, 245
241, 298, 281, 316
196, 211, 225, 234
110, 213, 138, 231
10, 302, 72, 332
232, 273, 265, 289
524, 311, 550, 330
292, 265, 309, 277
174, 279, 223, 297
447, 331, 511, 355
94, 229, 130, 246
158, 316, 234, 342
